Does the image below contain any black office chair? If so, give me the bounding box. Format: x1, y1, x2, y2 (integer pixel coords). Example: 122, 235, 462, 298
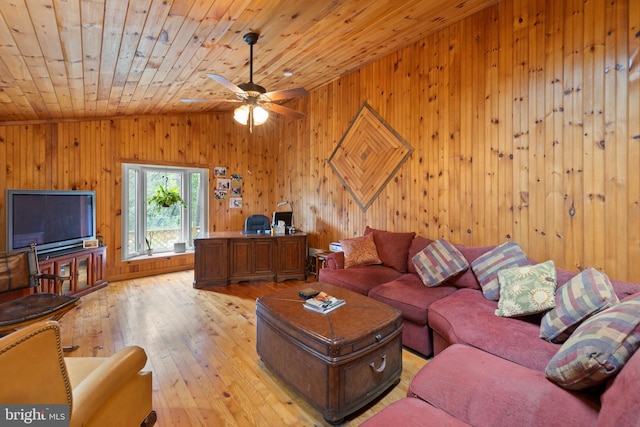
244, 215, 271, 233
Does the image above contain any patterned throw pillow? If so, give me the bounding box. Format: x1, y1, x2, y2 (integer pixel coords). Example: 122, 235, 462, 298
411, 239, 469, 287
540, 268, 620, 343
470, 242, 530, 300
495, 260, 557, 317
545, 296, 640, 390
339, 234, 382, 269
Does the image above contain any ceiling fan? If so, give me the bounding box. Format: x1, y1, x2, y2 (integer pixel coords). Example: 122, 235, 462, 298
182, 32, 308, 132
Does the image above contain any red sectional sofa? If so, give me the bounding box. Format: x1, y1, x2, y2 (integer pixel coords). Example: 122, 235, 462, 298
319, 230, 504, 356
362, 343, 640, 427
320, 230, 449, 356
319, 227, 640, 426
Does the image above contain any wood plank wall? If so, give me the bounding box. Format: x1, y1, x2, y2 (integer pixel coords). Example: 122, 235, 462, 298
0, 115, 280, 281
280, 0, 640, 282
0, 0, 638, 283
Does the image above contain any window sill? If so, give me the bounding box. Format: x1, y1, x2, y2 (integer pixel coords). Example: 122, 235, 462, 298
124, 250, 193, 262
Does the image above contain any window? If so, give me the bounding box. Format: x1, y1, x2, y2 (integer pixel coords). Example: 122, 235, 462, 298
122, 163, 208, 259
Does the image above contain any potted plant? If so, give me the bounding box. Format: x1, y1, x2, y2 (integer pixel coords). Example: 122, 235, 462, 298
145, 237, 153, 256
148, 185, 187, 209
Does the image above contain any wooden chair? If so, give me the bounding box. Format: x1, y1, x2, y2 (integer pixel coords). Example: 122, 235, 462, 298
0, 244, 79, 346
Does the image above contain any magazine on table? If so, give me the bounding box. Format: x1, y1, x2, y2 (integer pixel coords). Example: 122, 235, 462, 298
303, 291, 346, 314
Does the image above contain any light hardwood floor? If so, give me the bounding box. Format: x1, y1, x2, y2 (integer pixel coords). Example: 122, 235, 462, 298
58, 271, 429, 426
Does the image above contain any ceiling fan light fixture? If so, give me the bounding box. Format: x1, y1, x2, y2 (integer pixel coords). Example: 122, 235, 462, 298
233, 104, 269, 128
253, 105, 269, 125
234, 104, 250, 125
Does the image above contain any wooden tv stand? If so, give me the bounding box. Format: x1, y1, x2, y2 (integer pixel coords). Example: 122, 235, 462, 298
193, 232, 307, 288
38, 246, 108, 297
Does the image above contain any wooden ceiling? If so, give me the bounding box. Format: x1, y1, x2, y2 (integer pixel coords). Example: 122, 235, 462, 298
0, 0, 498, 124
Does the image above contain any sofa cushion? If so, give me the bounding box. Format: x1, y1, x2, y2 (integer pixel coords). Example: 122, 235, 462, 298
368, 274, 457, 326
364, 227, 415, 273
597, 344, 640, 426
411, 239, 469, 287
318, 265, 403, 296
339, 234, 382, 268
495, 260, 556, 317
448, 244, 496, 290
360, 397, 471, 427
470, 241, 530, 300
545, 295, 640, 390
428, 289, 560, 371
610, 278, 640, 301
408, 344, 599, 427
407, 236, 434, 275
540, 268, 620, 343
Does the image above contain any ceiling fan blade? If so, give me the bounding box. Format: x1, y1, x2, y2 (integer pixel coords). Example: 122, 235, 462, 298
265, 103, 306, 120
207, 73, 245, 94
181, 98, 242, 103
262, 87, 309, 102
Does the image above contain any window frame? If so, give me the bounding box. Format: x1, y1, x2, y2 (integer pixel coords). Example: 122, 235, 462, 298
122, 163, 208, 259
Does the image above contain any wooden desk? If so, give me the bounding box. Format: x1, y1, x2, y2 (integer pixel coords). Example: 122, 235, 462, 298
193, 231, 307, 288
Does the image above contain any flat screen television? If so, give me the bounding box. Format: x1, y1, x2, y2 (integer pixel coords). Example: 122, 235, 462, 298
6, 189, 97, 254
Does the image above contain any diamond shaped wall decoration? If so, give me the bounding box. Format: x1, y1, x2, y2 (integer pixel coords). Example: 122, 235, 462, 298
329, 103, 413, 211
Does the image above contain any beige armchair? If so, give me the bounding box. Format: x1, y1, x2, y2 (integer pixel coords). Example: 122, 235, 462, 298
0, 320, 156, 427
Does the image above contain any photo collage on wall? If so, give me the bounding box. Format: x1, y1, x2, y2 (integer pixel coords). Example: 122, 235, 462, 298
214, 166, 243, 208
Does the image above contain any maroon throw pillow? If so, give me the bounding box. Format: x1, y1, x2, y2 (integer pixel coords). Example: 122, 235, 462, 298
364, 227, 416, 273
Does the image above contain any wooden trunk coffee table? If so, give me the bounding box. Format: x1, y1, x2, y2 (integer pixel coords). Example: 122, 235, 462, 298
256, 282, 403, 424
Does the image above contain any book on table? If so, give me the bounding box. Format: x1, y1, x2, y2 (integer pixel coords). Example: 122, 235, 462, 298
303, 291, 346, 314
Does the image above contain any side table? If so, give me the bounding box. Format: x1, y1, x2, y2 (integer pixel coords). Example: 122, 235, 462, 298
312, 251, 332, 277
